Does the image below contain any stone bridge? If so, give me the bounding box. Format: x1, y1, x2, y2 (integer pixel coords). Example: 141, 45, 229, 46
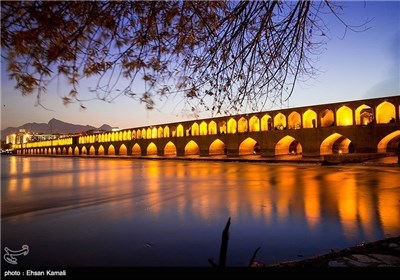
15, 95, 400, 158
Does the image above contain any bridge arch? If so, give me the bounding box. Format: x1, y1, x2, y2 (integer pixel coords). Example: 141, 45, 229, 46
336, 105, 353, 126
191, 122, 199, 136
164, 126, 170, 138
98, 145, 105, 155
177, 124, 184, 137
89, 146, 95, 155
320, 133, 353, 155
261, 114, 272, 131
275, 135, 302, 155
303, 109, 317, 128
82, 146, 87, 155
74, 147, 79, 155
218, 120, 227, 134
119, 144, 127, 155
147, 128, 152, 139
376, 101, 395, 124
208, 121, 217, 135
200, 121, 207, 135
132, 143, 141, 156
249, 116, 260, 132
147, 142, 158, 155
320, 109, 335, 127
52, 147, 56, 154
108, 145, 115, 155
164, 141, 177, 156
57, 147, 61, 155
238, 117, 248, 133
355, 104, 373, 125
239, 137, 259, 155
377, 130, 400, 153
227, 118, 237, 134
185, 140, 199, 156
274, 113, 286, 130
63, 147, 67, 155
158, 127, 164, 138
209, 139, 225, 155
288, 111, 301, 129
152, 127, 157, 139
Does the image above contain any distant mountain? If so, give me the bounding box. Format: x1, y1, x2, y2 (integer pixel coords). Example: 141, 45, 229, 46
1, 118, 112, 140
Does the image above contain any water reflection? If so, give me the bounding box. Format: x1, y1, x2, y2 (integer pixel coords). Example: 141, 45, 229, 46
1, 156, 399, 266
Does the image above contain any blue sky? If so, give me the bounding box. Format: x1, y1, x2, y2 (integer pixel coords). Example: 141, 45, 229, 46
1, 1, 399, 130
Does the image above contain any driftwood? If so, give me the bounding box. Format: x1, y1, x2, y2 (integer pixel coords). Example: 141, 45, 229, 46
208, 217, 261, 267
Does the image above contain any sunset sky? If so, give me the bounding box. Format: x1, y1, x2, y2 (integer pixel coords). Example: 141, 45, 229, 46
1, 1, 399, 131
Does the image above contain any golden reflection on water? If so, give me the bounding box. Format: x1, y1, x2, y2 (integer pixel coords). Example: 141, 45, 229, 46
3, 157, 400, 238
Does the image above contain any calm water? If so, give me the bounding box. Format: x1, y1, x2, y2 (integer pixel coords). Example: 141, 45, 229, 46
1, 156, 400, 267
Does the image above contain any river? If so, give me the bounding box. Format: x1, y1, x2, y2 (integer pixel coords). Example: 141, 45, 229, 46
1, 156, 399, 267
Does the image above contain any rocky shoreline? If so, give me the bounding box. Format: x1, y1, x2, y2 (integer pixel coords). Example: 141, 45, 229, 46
261, 235, 400, 268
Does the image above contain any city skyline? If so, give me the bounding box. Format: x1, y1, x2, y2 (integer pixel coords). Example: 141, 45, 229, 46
1, 1, 399, 131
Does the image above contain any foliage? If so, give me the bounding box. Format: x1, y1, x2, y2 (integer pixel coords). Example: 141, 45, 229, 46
1, 1, 367, 115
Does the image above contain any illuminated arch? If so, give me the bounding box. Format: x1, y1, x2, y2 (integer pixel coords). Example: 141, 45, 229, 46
239, 137, 259, 155
238, 117, 248, 133
275, 135, 302, 155
303, 109, 317, 128
81, 146, 87, 155
336, 106, 353, 126
119, 131, 123, 141
57, 147, 61, 154
132, 143, 141, 156
209, 139, 225, 155
142, 128, 147, 139
158, 127, 164, 138
227, 118, 237, 134
98, 145, 105, 155
164, 141, 177, 156
164, 126, 170, 138
136, 130, 141, 140
123, 131, 127, 141
377, 130, 400, 153
89, 146, 95, 155
177, 124, 184, 137
320, 109, 335, 127
108, 145, 115, 155
147, 128, 152, 139
185, 140, 199, 155
191, 122, 199, 136
274, 113, 286, 129
320, 133, 353, 155
208, 121, 217, 135
147, 142, 158, 155
52, 147, 56, 154
119, 144, 127, 155
74, 147, 80, 155
261, 114, 272, 131
288, 111, 301, 129
355, 104, 373, 125
218, 121, 227, 134
151, 127, 157, 139
200, 121, 207, 135
249, 116, 260, 132
376, 101, 395, 124
63, 147, 67, 155
131, 130, 137, 140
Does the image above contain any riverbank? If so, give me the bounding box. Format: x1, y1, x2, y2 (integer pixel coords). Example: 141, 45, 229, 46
260, 235, 400, 268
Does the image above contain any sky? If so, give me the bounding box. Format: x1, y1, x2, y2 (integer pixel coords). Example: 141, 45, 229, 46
1, 1, 399, 131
